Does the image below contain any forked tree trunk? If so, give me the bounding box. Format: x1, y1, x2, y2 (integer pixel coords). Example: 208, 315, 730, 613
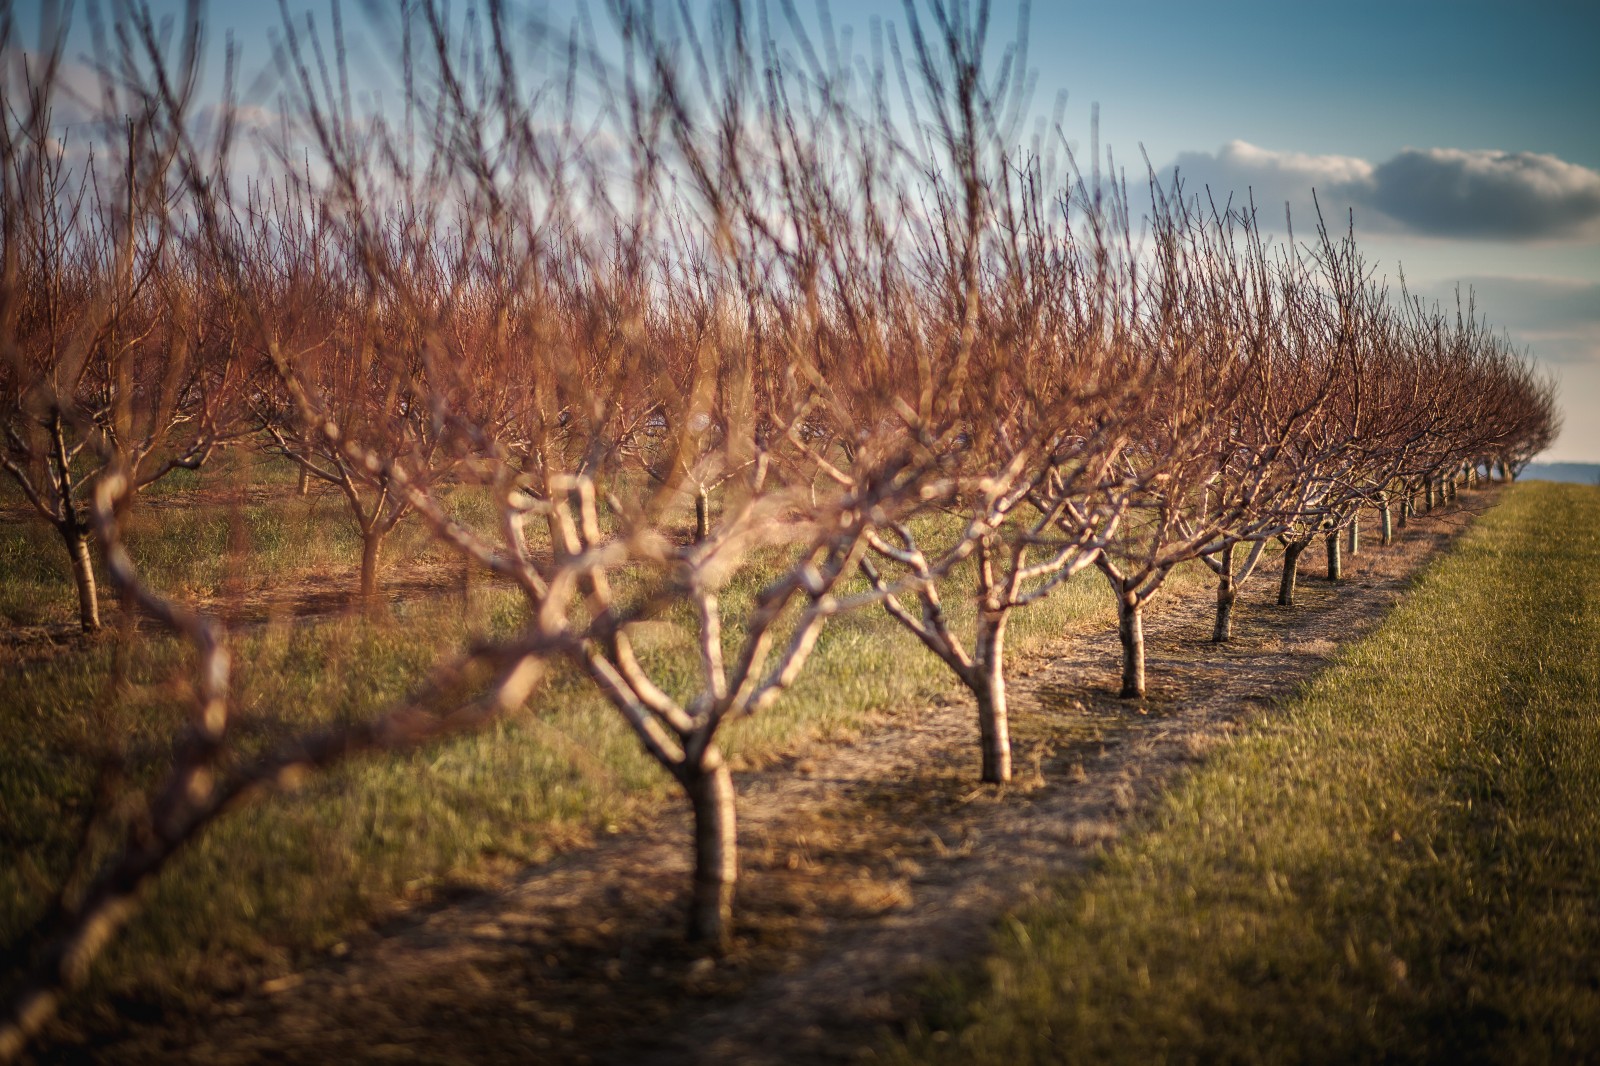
1117, 591, 1145, 699
62, 526, 101, 633
684, 754, 737, 948
971, 613, 1011, 784
1278, 540, 1308, 607
1348, 518, 1360, 556
1325, 530, 1342, 582
1212, 543, 1236, 643
1380, 501, 1394, 545
48, 420, 100, 633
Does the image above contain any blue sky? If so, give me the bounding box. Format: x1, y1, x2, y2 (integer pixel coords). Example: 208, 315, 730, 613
16, 0, 1599, 459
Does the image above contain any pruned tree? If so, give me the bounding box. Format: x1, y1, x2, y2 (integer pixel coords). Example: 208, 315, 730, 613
0, 17, 245, 630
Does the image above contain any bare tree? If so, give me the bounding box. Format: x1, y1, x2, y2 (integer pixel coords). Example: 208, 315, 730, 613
0, 16, 244, 630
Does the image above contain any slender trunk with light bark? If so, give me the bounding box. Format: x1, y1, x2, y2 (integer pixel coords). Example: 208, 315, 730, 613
1278, 540, 1308, 607
1348, 518, 1360, 556
1425, 480, 1436, 511
1326, 530, 1342, 582
360, 530, 384, 604
48, 415, 99, 633
1212, 542, 1236, 643
297, 466, 311, 496
1117, 591, 1145, 699
684, 753, 737, 948
62, 525, 101, 633
971, 612, 1011, 784
1380, 500, 1393, 545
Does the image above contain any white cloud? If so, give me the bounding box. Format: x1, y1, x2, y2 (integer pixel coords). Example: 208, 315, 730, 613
1166, 140, 1374, 229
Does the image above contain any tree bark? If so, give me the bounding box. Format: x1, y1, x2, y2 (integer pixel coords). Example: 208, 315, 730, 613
1380, 501, 1393, 546
297, 466, 311, 496
360, 530, 384, 604
1117, 591, 1145, 699
972, 613, 1011, 783
1212, 543, 1236, 643
1347, 518, 1360, 556
1278, 540, 1307, 607
1425, 480, 1436, 511
63, 527, 101, 633
1325, 530, 1342, 582
684, 754, 737, 948
694, 487, 710, 543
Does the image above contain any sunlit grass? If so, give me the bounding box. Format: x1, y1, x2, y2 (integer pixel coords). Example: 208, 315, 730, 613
896, 481, 1600, 1063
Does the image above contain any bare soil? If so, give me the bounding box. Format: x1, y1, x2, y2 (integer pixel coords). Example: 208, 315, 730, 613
33, 495, 1491, 1065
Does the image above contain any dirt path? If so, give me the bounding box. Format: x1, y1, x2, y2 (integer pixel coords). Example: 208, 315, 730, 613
51, 495, 1491, 1065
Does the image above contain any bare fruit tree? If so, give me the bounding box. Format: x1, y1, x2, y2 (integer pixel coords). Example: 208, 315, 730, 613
0, 19, 244, 631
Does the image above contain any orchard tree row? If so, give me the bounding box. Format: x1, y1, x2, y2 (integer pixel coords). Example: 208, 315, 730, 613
0, 1, 1556, 1057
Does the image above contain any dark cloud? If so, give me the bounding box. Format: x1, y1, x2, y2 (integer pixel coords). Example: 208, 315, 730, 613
1368, 149, 1600, 240
1165, 141, 1600, 242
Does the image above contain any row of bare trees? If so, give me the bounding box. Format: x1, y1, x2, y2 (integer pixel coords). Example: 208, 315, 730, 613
0, 0, 1558, 1058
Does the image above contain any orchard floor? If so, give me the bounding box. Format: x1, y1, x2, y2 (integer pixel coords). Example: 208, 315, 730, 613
31, 494, 1489, 1065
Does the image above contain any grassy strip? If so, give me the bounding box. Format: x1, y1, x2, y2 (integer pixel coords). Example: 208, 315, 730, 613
897, 481, 1600, 1063
1, 465, 1198, 1012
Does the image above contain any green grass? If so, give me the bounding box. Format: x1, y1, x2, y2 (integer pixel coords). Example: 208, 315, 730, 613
897, 480, 1600, 1063
1, 458, 1183, 1014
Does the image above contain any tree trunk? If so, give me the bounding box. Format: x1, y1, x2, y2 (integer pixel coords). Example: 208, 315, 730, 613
1347, 518, 1360, 557
297, 465, 311, 496
1278, 541, 1307, 607
1212, 543, 1236, 643
972, 613, 1012, 783
1325, 530, 1342, 582
694, 487, 710, 543
1425, 480, 1435, 511
1380, 501, 1393, 546
1399, 496, 1410, 528
1117, 592, 1145, 699
360, 530, 384, 605
63, 527, 101, 633
684, 754, 737, 948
